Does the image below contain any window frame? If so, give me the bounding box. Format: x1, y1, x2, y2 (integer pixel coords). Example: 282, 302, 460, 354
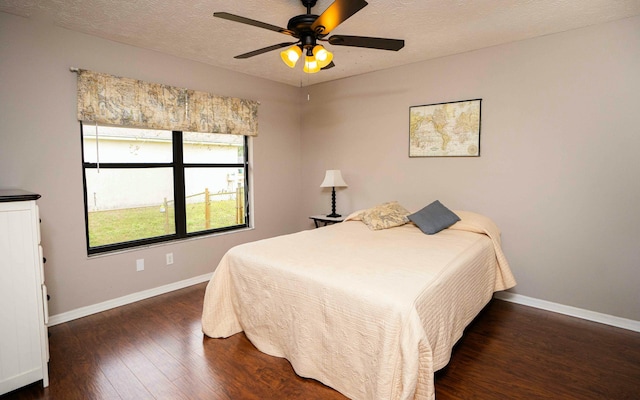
80, 123, 250, 255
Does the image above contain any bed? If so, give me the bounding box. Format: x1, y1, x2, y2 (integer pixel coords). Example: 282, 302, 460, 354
201, 209, 516, 400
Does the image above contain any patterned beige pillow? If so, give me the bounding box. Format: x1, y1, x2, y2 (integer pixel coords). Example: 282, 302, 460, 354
361, 201, 410, 230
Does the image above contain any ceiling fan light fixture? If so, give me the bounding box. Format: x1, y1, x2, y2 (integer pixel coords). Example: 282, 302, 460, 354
215, 0, 404, 76
280, 45, 302, 68
303, 55, 321, 73
312, 45, 333, 68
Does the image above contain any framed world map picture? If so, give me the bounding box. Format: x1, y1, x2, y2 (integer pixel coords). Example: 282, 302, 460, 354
409, 99, 481, 157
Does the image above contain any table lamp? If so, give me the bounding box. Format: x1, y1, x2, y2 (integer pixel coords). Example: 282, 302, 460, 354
320, 170, 348, 218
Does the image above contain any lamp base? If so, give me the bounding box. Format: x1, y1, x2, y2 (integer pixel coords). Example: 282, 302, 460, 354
325, 187, 342, 218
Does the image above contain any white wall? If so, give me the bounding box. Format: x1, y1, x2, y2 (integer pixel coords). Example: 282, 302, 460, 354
0, 12, 302, 315
300, 16, 640, 321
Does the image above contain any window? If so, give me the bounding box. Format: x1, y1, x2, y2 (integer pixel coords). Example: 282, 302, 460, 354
81, 124, 249, 254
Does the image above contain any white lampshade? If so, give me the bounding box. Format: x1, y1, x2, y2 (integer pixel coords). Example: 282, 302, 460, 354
320, 170, 348, 188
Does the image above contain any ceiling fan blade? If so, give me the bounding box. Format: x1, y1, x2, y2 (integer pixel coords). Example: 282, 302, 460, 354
214, 12, 296, 36
321, 61, 336, 70
328, 35, 405, 51
234, 42, 299, 59
311, 0, 368, 37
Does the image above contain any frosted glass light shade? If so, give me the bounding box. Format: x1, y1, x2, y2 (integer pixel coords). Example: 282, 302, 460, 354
312, 45, 333, 68
320, 170, 348, 188
303, 56, 321, 73
280, 45, 302, 68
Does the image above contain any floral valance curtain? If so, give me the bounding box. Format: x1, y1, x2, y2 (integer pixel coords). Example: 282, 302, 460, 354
76, 69, 258, 136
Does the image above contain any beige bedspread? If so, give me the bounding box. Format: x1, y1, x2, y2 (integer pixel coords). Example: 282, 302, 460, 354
202, 211, 516, 399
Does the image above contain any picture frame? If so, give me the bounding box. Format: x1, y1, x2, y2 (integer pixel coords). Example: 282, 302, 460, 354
409, 98, 481, 157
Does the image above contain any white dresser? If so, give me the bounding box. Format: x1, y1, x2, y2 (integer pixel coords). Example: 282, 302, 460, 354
0, 189, 49, 394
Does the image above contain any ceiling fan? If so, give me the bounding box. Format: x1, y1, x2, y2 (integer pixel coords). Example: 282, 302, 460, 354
214, 0, 405, 74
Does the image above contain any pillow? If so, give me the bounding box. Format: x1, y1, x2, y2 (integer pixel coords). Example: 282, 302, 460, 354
361, 201, 410, 230
408, 200, 460, 234
344, 209, 365, 221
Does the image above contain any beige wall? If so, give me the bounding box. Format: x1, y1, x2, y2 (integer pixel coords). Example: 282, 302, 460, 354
300, 16, 640, 320
2, 11, 639, 322
0, 13, 302, 315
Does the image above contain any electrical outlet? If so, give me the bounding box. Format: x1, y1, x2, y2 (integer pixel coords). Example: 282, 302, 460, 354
166, 253, 174, 265
136, 259, 144, 271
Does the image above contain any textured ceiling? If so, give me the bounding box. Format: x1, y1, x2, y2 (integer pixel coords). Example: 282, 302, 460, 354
2, 0, 639, 87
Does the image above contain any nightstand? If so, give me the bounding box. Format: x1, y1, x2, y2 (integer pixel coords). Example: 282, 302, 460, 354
309, 215, 344, 228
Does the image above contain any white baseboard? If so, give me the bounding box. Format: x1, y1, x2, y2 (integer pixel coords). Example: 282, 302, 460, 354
494, 292, 640, 333
47, 273, 213, 326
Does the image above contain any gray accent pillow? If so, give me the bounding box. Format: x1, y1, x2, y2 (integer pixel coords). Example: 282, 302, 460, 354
409, 200, 460, 235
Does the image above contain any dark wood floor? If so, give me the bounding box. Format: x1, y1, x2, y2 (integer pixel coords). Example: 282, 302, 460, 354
3, 283, 639, 400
